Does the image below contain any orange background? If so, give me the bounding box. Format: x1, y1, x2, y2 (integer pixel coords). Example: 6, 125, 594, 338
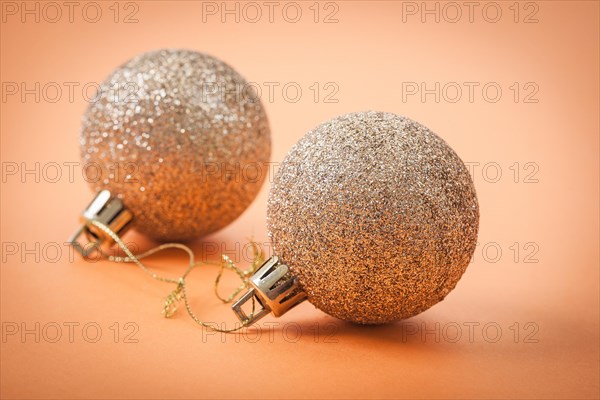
1, 1, 599, 399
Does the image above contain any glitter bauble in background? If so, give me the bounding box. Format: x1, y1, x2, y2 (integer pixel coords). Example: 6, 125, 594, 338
80, 49, 271, 241
267, 111, 479, 324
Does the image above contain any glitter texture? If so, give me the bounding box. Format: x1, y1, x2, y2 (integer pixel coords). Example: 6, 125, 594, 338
81, 49, 271, 241
267, 111, 479, 324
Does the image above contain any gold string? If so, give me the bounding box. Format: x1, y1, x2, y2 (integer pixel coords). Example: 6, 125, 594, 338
87, 220, 262, 333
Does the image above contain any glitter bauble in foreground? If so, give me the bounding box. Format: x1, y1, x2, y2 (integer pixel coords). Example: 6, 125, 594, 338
81, 49, 271, 241
267, 111, 479, 324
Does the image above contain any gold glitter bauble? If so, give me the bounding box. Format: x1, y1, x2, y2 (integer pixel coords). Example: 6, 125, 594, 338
81, 49, 271, 241
267, 111, 478, 324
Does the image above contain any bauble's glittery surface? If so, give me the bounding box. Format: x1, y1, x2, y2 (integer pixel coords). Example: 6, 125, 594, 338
81, 49, 271, 241
267, 111, 478, 324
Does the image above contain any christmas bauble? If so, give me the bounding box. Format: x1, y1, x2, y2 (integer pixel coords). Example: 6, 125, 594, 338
267, 111, 478, 324
80, 49, 271, 241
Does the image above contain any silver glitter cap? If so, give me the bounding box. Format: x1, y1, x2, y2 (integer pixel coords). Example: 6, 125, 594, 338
232, 256, 307, 324
68, 190, 133, 258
